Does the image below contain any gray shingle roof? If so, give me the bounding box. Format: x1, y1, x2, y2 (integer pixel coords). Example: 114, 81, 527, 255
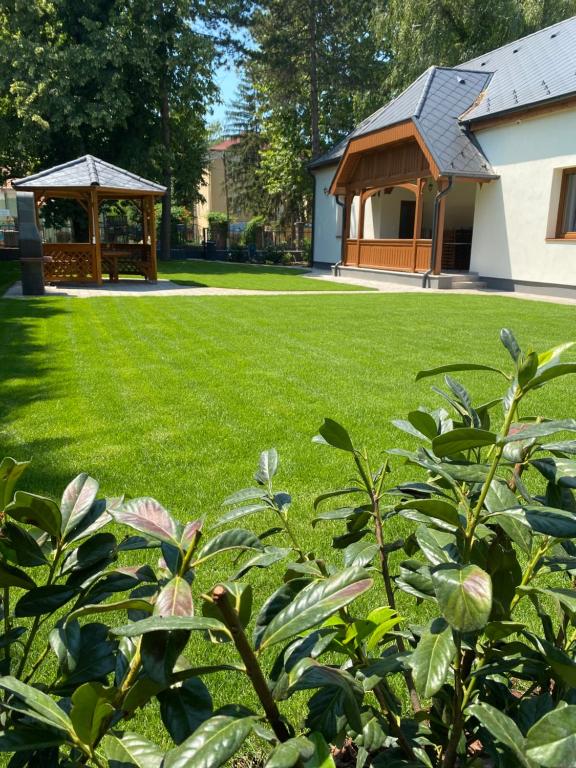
311, 66, 495, 177
13, 155, 166, 194
311, 14, 576, 175
457, 15, 576, 122
414, 68, 494, 177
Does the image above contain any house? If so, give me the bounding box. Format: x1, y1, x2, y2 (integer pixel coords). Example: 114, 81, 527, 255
310, 15, 576, 297
195, 137, 252, 237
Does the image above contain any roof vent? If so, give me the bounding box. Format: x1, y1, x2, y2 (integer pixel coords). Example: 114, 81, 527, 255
457, 76, 466, 84
551, 32, 557, 38
512, 48, 520, 53
480, 62, 486, 67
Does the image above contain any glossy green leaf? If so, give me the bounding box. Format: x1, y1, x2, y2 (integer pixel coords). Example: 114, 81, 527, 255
344, 540, 378, 567
432, 564, 492, 633
303, 732, 336, 768
526, 705, 576, 767
0, 726, 66, 752
233, 546, 290, 579
154, 576, 193, 618
254, 577, 311, 648
416, 362, 508, 381
60, 473, 99, 538
0, 676, 74, 735
266, 736, 315, 767
60, 532, 117, 575
213, 502, 270, 527
222, 487, 266, 506
410, 619, 455, 697
485, 481, 532, 554
502, 420, 576, 444
158, 678, 213, 745
524, 363, 576, 391
194, 528, 264, 565
0, 457, 29, 510
255, 448, 278, 484
500, 328, 522, 362
432, 428, 497, 457
365, 607, 401, 651
400, 498, 460, 527
408, 410, 439, 439
5, 491, 62, 538
111, 615, 229, 638
258, 566, 373, 650
112, 497, 179, 545
0, 561, 36, 590
468, 702, 530, 767
70, 682, 115, 747
0, 521, 48, 567
163, 715, 256, 768
313, 419, 355, 452
531, 458, 576, 488
103, 731, 164, 767
15, 584, 77, 617
523, 506, 576, 538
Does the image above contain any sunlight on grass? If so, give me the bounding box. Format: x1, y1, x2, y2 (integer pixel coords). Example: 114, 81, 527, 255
157, 258, 368, 291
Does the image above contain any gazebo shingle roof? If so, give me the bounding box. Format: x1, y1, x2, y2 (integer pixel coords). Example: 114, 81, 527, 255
13, 155, 166, 194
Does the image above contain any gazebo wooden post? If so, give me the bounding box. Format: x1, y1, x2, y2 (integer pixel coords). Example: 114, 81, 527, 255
149, 196, 158, 281
90, 188, 103, 284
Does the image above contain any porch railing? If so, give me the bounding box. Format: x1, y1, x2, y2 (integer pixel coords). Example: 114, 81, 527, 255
344, 238, 432, 272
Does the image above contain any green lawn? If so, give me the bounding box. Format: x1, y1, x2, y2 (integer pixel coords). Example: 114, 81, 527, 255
0, 259, 20, 294
157, 258, 369, 291
1, 283, 576, 745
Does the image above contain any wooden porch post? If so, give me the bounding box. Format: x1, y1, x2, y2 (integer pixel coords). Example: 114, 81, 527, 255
149, 196, 158, 281
433, 181, 447, 275
412, 178, 425, 272
356, 190, 365, 267
341, 191, 352, 265
90, 189, 103, 284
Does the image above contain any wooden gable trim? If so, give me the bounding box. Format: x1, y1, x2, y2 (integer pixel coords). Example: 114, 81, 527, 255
329, 120, 441, 194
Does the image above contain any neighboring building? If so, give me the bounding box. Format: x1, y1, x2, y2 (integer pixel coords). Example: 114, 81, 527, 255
196, 138, 252, 237
310, 15, 576, 297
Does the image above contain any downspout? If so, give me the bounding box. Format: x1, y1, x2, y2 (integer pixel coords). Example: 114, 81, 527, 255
334, 194, 345, 276
422, 175, 453, 288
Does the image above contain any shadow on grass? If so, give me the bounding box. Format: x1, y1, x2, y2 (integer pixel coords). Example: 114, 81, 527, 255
0, 298, 71, 491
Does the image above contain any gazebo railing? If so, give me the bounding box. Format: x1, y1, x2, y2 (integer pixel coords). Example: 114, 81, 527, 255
43, 243, 97, 283
42, 242, 155, 283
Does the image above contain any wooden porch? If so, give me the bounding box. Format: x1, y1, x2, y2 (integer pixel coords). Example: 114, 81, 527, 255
330, 121, 483, 275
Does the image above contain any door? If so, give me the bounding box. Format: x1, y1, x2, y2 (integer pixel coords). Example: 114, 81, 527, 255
398, 200, 416, 239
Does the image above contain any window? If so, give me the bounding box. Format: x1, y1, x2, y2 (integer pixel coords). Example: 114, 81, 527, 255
557, 169, 576, 239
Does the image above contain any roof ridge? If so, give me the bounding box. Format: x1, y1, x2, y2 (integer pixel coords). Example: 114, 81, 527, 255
350, 66, 433, 135
92, 156, 165, 190
85, 155, 99, 186
459, 14, 576, 66
13, 155, 85, 186
414, 67, 437, 118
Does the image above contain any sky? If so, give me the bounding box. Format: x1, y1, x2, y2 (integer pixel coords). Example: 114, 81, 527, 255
208, 63, 241, 128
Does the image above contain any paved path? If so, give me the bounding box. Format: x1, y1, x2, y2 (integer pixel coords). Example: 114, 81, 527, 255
4, 273, 576, 305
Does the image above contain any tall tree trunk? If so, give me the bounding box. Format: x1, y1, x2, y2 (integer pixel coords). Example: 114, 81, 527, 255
308, 0, 320, 158
160, 72, 172, 261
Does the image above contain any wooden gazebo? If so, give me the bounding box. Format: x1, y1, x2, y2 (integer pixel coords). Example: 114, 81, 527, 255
13, 155, 166, 284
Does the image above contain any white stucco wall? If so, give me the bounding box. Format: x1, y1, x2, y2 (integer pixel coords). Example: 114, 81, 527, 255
312, 165, 342, 265
471, 108, 576, 286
